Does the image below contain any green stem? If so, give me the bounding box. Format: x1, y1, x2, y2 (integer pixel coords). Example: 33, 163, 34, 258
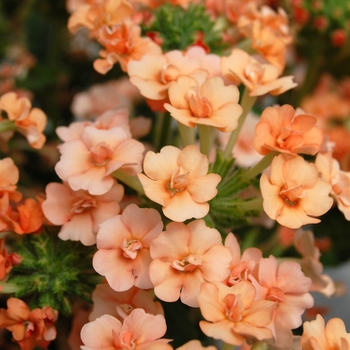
239, 197, 263, 212
112, 170, 144, 195
0, 120, 16, 134
243, 151, 278, 180
222, 342, 234, 350
177, 122, 196, 147
251, 341, 268, 350
198, 125, 213, 156
153, 112, 172, 151
223, 89, 257, 159
0, 281, 19, 294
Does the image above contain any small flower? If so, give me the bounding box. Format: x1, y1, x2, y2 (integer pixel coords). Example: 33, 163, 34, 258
198, 281, 275, 346
254, 105, 324, 156
260, 154, 333, 229
149, 219, 232, 307
138, 145, 221, 222
80, 309, 170, 350
93, 204, 163, 291
164, 71, 242, 132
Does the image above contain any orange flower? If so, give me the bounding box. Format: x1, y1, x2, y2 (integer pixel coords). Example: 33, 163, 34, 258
164, 71, 242, 132
0, 298, 58, 350
0, 238, 20, 280
67, 0, 133, 37
0, 157, 22, 202
138, 145, 221, 222
0, 92, 47, 149
260, 154, 333, 229
254, 105, 324, 156
301, 315, 350, 350
198, 281, 275, 346
94, 20, 162, 73
221, 49, 296, 96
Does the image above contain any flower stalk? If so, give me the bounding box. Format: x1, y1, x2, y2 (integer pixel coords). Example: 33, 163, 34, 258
112, 170, 145, 195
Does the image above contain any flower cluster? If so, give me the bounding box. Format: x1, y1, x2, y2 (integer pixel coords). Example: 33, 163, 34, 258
0, 0, 349, 350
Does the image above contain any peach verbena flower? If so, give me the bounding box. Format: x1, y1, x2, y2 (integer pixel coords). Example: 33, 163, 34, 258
138, 145, 221, 222
254, 104, 324, 156
149, 219, 232, 307
55, 125, 144, 195
42, 181, 124, 246
0, 297, 58, 350
198, 281, 275, 346
0, 92, 47, 149
221, 49, 296, 96
93, 204, 163, 291
164, 71, 243, 132
260, 154, 333, 229
301, 314, 350, 350
80, 308, 170, 350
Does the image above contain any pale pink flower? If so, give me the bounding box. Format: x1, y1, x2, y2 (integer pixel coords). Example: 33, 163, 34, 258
316, 151, 350, 220
198, 281, 275, 346
294, 229, 335, 297
260, 154, 333, 229
301, 314, 350, 350
93, 204, 163, 291
127, 50, 203, 100
164, 70, 243, 132
80, 309, 170, 350
89, 284, 163, 321
251, 255, 313, 330
254, 105, 324, 156
55, 125, 145, 195
149, 219, 232, 307
138, 145, 221, 222
70, 78, 141, 119
224, 233, 262, 287
42, 181, 124, 246
221, 49, 296, 96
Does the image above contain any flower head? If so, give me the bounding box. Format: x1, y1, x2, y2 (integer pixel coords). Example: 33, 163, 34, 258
260, 154, 333, 228
138, 145, 221, 222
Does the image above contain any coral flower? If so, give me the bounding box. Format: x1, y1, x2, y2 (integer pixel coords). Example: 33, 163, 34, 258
149, 219, 232, 307
80, 309, 170, 350
138, 145, 221, 222
0, 92, 47, 149
260, 154, 333, 229
93, 204, 163, 291
254, 105, 324, 156
0, 157, 22, 202
55, 125, 145, 195
221, 49, 296, 96
164, 71, 243, 132
0, 238, 20, 280
301, 314, 350, 350
198, 281, 275, 346
0, 298, 58, 350
42, 181, 124, 246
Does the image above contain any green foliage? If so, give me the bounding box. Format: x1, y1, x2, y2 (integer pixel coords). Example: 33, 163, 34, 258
143, 3, 227, 53
9, 231, 98, 315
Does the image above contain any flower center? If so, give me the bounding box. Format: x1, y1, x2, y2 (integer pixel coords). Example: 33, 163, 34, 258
185, 88, 212, 118
72, 196, 97, 213
224, 293, 243, 323
119, 330, 135, 350
90, 142, 113, 166
168, 166, 190, 196
280, 185, 305, 206
244, 62, 264, 84
121, 238, 142, 259
161, 64, 179, 84
228, 261, 249, 286
172, 254, 202, 272
267, 286, 285, 302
